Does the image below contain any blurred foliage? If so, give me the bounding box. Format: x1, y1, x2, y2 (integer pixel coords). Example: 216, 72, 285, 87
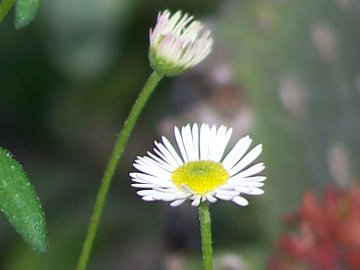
15, 0, 41, 29
268, 185, 360, 269
218, 0, 360, 242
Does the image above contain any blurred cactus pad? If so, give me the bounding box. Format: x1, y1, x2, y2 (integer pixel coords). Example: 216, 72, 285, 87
217, 0, 360, 236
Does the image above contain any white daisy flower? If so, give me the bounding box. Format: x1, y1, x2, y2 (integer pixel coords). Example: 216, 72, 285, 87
130, 123, 266, 207
149, 10, 213, 76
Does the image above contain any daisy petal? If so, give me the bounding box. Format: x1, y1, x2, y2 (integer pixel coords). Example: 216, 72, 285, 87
182, 124, 197, 161
228, 144, 263, 176
233, 196, 249, 206
175, 126, 189, 162
200, 124, 211, 159
222, 135, 252, 171
170, 198, 187, 207
216, 193, 236, 201
192, 124, 200, 160
191, 196, 201, 206
161, 136, 184, 165
206, 194, 217, 203
234, 163, 265, 178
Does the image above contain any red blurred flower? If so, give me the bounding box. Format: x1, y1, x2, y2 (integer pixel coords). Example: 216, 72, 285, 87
268, 185, 360, 270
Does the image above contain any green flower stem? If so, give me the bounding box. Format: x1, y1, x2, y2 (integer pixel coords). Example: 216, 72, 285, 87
75, 70, 164, 270
198, 202, 214, 270
0, 0, 16, 24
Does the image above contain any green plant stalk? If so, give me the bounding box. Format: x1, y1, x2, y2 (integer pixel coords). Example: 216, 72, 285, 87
198, 202, 213, 270
76, 70, 164, 270
0, 0, 16, 24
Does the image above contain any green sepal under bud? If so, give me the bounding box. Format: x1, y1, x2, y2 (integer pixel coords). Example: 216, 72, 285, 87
149, 49, 188, 77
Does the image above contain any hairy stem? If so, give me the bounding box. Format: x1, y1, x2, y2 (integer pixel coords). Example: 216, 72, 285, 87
198, 202, 213, 270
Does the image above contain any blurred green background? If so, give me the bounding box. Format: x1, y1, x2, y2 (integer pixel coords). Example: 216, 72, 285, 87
1, 0, 360, 269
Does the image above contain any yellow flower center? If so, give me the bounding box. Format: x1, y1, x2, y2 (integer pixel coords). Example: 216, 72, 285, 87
171, 160, 229, 195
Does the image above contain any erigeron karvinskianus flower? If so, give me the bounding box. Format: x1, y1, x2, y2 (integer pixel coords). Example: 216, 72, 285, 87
149, 10, 213, 76
130, 124, 266, 207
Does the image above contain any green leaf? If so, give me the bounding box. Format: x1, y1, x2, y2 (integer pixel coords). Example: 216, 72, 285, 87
14, 0, 41, 29
0, 147, 48, 253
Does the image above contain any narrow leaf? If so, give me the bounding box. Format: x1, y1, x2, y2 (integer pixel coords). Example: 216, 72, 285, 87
0, 147, 48, 253
14, 0, 41, 29
0, 0, 16, 25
